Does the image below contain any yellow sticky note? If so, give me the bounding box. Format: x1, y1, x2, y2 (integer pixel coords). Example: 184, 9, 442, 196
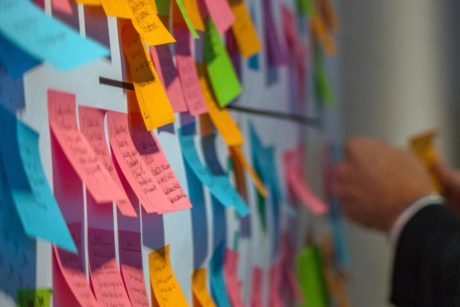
409, 130, 441, 191
100, 0, 133, 19
184, 0, 204, 31
230, 146, 268, 197
75, 0, 101, 5
192, 268, 216, 307
149, 245, 189, 307
126, 0, 176, 45
121, 23, 174, 130
311, 15, 336, 56
197, 64, 244, 146
229, 0, 262, 58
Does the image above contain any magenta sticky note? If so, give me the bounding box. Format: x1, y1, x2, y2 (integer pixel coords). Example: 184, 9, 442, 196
106, 111, 172, 214
78, 106, 137, 217
47, 89, 125, 204
174, 27, 208, 115
149, 45, 188, 113
202, 0, 235, 34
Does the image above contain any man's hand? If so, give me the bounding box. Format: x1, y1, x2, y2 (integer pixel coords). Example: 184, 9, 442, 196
434, 164, 460, 212
336, 137, 435, 232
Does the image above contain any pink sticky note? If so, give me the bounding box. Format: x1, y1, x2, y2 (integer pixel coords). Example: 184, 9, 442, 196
175, 28, 208, 115
107, 110, 171, 213
284, 149, 328, 215
78, 106, 137, 217
251, 267, 263, 307
150, 45, 188, 113
53, 224, 100, 307
48, 89, 124, 204
119, 230, 150, 307
223, 250, 244, 307
52, 0, 73, 14
130, 115, 192, 213
202, 0, 235, 34
269, 260, 284, 307
88, 228, 132, 307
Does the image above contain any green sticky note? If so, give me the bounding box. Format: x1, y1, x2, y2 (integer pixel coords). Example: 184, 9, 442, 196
314, 49, 336, 106
204, 18, 242, 107
17, 288, 52, 307
296, 0, 314, 16
296, 246, 329, 307
155, 0, 171, 16
176, 0, 199, 39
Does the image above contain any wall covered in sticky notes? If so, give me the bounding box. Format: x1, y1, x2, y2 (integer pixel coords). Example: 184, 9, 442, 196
0, 0, 347, 306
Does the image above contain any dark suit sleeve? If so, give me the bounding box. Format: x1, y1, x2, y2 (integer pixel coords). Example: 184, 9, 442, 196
391, 204, 460, 307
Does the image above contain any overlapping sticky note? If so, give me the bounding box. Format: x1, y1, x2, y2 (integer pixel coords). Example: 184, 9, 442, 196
175, 27, 208, 114
48, 89, 125, 204
125, 0, 176, 45
99, 0, 133, 19
223, 250, 244, 307
0, 0, 109, 70
202, 0, 235, 34
204, 19, 242, 108
118, 230, 150, 306
129, 112, 192, 213
296, 246, 330, 307
179, 125, 249, 217
229, 0, 262, 58
175, 0, 199, 38
0, 106, 76, 252
53, 224, 100, 307
150, 45, 188, 113
192, 268, 216, 307
149, 245, 189, 306
250, 267, 263, 307
284, 148, 327, 215
107, 110, 171, 213
197, 64, 244, 146
0, 35, 39, 78
78, 106, 137, 217
17, 288, 52, 307
121, 23, 175, 130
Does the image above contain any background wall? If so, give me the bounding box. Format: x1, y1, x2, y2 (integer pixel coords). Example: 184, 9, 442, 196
340, 1, 455, 306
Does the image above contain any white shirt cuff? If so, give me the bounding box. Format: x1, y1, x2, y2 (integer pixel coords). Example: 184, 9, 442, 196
388, 194, 444, 250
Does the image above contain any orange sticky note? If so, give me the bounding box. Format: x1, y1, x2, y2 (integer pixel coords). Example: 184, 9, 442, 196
192, 268, 216, 307
75, 0, 101, 5
230, 146, 268, 197
100, 0, 133, 19
184, 0, 204, 31
311, 15, 336, 56
149, 245, 189, 307
197, 65, 244, 146
409, 130, 441, 191
229, 0, 261, 58
121, 23, 174, 130
126, 0, 176, 45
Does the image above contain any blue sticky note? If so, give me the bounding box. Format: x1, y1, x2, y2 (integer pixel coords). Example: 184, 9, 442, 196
0, 0, 109, 70
210, 241, 231, 307
0, 107, 76, 252
178, 125, 249, 217
0, 65, 26, 112
0, 34, 40, 78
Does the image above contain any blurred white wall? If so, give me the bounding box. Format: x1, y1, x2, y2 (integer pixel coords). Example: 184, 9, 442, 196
339, 1, 452, 306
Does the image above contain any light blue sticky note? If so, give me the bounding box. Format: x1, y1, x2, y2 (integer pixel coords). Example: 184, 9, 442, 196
0, 107, 76, 252
0, 34, 40, 78
178, 125, 249, 217
0, 0, 109, 70
210, 241, 231, 307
